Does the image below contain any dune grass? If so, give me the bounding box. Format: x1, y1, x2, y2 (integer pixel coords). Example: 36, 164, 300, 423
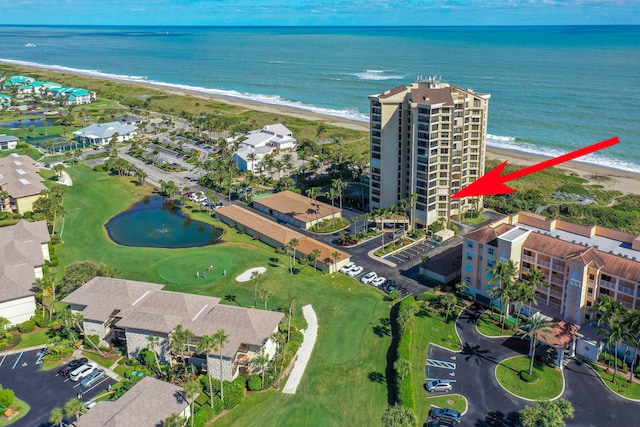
57, 165, 392, 426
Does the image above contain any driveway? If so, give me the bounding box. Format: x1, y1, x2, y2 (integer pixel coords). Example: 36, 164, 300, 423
428, 306, 640, 426
0, 349, 117, 426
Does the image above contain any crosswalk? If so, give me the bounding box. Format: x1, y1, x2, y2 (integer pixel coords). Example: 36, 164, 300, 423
426, 358, 457, 370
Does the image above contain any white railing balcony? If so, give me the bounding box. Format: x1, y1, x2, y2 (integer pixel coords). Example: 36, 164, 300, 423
550, 277, 563, 286
522, 255, 535, 263
618, 287, 635, 296
537, 260, 551, 268
550, 289, 563, 298
599, 279, 615, 289
552, 263, 565, 272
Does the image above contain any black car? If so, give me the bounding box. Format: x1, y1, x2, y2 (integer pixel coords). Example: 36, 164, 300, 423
58, 357, 89, 377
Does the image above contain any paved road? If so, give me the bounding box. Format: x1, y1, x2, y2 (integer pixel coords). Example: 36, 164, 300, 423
427, 306, 640, 426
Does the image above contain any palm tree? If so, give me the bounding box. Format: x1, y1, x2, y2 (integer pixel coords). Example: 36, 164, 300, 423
624, 310, 640, 382
325, 188, 338, 225
170, 324, 195, 367
49, 407, 64, 427
487, 259, 518, 331
441, 293, 458, 323
590, 295, 624, 370
525, 267, 547, 315
601, 320, 632, 383
522, 315, 552, 376
249, 350, 271, 389
251, 270, 262, 308
288, 237, 300, 275
164, 413, 186, 427
331, 178, 346, 213
196, 335, 217, 409
309, 248, 322, 277
184, 380, 201, 427
258, 287, 273, 310
136, 169, 148, 185
305, 187, 322, 225
394, 358, 412, 381
212, 329, 230, 403
287, 294, 297, 342
270, 331, 287, 389
146, 335, 164, 376
331, 250, 341, 273
64, 398, 86, 424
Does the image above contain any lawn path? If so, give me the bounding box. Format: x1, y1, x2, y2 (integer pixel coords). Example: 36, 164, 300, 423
282, 304, 318, 394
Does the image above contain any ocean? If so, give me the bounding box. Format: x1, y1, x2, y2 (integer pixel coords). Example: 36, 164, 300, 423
0, 25, 639, 172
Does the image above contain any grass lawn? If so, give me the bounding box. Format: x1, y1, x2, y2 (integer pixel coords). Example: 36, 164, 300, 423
413, 309, 462, 422
425, 394, 468, 414
589, 362, 640, 399
82, 350, 119, 369
0, 396, 30, 426
495, 356, 563, 400
476, 313, 514, 337
15, 328, 51, 349
461, 214, 490, 225
41, 360, 63, 371
57, 165, 393, 426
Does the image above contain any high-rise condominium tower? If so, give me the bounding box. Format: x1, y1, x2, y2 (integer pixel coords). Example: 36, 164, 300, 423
369, 77, 490, 228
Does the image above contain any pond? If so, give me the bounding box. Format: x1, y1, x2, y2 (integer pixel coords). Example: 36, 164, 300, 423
105, 196, 224, 248
0, 118, 58, 128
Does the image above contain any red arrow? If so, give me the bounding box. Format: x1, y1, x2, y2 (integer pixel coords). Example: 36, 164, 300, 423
451, 136, 620, 198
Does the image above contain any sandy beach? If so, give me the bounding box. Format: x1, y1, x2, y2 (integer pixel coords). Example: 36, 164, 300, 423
5, 61, 639, 195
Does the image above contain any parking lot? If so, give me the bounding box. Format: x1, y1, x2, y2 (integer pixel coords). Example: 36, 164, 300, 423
0, 348, 117, 426
385, 239, 435, 265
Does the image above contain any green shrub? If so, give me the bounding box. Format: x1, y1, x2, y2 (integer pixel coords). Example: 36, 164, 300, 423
223, 377, 247, 410
394, 297, 416, 413
213, 395, 224, 415
0, 388, 15, 408
193, 405, 215, 427
44, 341, 76, 361
93, 164, 107, 172
520, 370, 539, 382
199, 374, 221, 393
417, 291, 440, 302
289, 330, 304, 344
32, 315, 49, 328
18, 320, 36, 333
139, 349, 156, 367
248, 375, 262, 391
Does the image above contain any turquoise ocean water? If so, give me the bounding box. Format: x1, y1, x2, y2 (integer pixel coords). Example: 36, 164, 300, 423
0, 25, 639, 172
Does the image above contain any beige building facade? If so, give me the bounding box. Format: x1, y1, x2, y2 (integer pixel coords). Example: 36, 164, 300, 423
463, 212, 640, 325
369, 78, 490, 227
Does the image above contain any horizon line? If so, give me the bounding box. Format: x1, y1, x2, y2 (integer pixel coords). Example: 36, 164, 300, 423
0, 23, 638, 28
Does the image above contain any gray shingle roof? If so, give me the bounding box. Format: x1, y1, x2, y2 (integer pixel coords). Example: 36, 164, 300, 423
73, 121, 137, 140
77, 377, 188, 427
0, 153, 46, 198
0, 220, 50, 303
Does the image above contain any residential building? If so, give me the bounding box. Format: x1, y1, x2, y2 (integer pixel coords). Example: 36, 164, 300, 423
0, 134, 18, 151
0, 220, 50, 325
0, 93, 11, 108
463, 211, 640, 325
0, 153, 46, 214
78, 377, 190, 426
62, 277, 284, 381
49, 86, 95, 105
1, 75, 33, 89
233, 124, 296, 173
73, 121, 138, 146
369, 77, 490, 227
252, 190, 339, 230
216, 204, 351, 273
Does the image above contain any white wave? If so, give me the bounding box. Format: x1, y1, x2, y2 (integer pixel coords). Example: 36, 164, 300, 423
353, 70, 403, 81
486, 134, 640, 174
0, 58, 369, 123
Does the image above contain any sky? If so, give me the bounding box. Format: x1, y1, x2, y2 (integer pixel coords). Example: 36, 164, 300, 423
1, 0, 638, 26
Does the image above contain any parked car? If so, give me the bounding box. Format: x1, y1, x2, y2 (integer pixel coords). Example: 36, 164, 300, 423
360, 272, 377, 284
426, 421, 455, 427
69, 362, 98, 382
339, 262, 356, 274
58, 357, 88, 377
385, 282, 397, 293
430, 408, 462, 424
81, 369, 105, 388
371, 276, 386, 288
346, 265, 363, 277
426, 379, 453, 393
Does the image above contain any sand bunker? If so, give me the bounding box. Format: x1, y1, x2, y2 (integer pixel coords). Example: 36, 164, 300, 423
236, 267, 267, 282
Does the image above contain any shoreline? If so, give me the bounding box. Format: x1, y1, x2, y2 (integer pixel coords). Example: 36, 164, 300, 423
3, 60, 640, 195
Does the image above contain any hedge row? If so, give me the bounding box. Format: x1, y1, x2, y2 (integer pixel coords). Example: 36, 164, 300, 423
394, 296, 416, 413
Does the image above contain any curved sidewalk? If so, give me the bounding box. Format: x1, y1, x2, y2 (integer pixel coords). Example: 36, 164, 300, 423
282, 304, 318, 394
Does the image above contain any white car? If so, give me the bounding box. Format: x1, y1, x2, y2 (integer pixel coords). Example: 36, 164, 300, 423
371, 276, 386, 288
360, 271, 377, 284
340, 262, 355, 274
347, 265, 363, 277
69, 362, 98, 382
